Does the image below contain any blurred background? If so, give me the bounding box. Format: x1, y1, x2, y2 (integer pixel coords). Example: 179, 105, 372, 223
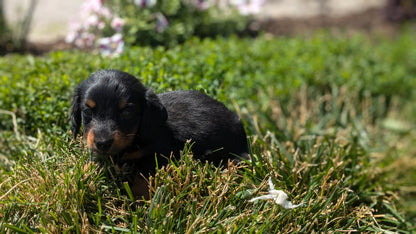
1, 0, 415, 54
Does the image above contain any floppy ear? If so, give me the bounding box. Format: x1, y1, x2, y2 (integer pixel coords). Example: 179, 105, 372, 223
139, 89, 168, 142
70, 86, 82, 138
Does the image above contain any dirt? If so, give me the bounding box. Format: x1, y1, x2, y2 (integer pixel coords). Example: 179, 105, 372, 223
259, 7, 398, 37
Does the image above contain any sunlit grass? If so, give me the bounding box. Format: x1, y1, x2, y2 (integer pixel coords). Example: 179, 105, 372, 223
1, 85, 414, 232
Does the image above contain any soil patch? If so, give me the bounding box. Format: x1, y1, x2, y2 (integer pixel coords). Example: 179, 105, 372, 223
259, 7, 398, 37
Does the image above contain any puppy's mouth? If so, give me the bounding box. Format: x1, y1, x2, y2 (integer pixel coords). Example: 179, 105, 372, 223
86, 129, 136, 156
91, 146, 121, 156
89, 139, 128, 156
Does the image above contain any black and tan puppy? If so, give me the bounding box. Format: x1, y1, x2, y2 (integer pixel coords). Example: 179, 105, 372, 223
71, 69, 249, 197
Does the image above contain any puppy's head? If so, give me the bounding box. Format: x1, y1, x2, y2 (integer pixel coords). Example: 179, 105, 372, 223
71, 69, 167, 155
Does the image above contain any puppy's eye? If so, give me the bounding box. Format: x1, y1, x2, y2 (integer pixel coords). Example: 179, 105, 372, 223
82, 107, 93, 117
120, 107, 133, 119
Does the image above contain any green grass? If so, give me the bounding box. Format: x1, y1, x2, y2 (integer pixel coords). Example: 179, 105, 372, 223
0, 31, 415, 232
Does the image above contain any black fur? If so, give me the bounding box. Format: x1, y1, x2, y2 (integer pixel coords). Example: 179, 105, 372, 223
71, 69, 249, 175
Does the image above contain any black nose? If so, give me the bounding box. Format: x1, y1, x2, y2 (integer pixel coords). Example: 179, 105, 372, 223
95, 138, 114, 151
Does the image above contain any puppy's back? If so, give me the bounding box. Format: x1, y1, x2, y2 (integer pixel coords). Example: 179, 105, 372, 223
158, 90, 248, 164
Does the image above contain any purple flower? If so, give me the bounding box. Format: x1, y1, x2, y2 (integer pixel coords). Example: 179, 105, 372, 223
111, 17, 125, 32
85, 14, 99, 27
65, 20, 80, 43
66, 0, 125, 51
134, 0, 157, 7
194, 0, 211, 10
231, 0, 264, 15
81, 0, 103, 17
98, 33, 124, 58
98, 7, 113, 19
81, 32, 96, 47
155, 13, 168, 32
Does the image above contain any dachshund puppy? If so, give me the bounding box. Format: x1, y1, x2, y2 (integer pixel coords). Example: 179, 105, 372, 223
71, 69, 249, 197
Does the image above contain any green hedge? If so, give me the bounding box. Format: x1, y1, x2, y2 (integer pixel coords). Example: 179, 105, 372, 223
0, 33, 415, 136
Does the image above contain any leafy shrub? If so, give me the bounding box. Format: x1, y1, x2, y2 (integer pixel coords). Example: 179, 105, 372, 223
66, 0, 261, 57
109, 0, 253, 45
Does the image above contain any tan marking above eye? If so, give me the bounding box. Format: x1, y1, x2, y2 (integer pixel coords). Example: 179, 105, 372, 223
86, 99, 96, 108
